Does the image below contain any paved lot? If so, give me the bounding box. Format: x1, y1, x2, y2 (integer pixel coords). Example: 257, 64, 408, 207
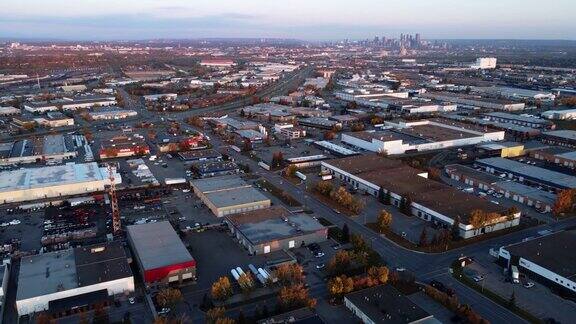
465, 257, 576, 323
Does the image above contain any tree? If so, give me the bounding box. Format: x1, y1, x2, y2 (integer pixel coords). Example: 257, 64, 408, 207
350, 123, 365, 132
367, 266, 389, 285
377, 210, 392, 233
328, 275, 355, 297
328, 250, 352, 273
419, 227, 428, 247
314, 181, 333, 196
351, 234, 369, 254
400, 195, 413, 215
156, 288, 183, 310
553, 189, 576, 216
378, 187, 391, 205
323, 131, 336, 140
451, 216, 461, 240
238, 273, 255, 293
271, 151, 284, 167
211, 277, 233, 301
342, 224, 350, 243
508, 291, 516, 308
239, 109, 246, 117
35, 313, 52, 324
92, 303, 110, 324
285, 165, 298, 178
278, 284, 316, 310
206, 307, 227, 324
242, 138, 252, 152
275, 263, 304, 286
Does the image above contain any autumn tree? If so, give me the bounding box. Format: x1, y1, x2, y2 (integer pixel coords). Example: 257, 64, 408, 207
451, 216, 461, 240
211, 277, 233, 301
92, 303, 110, 324
156, 288, 183, 310
314, 181, 333, 196
242, 138, 252, 152
271, 151, 284, 168
377, 210, 392, 233
327, 250, 352, 273
367, 266, 389, 285
206, 307, 227, 324
275, 263, 304, 286
553, 189, 576, 216
350, 123, 365, 132
419, 227, 428, 247
238, 273, 255, 293
285, 165, 298, 178
323, 131, 336, 140
399, 195, 413, 215
278, 284, 316, 310
327, 275, 355, 297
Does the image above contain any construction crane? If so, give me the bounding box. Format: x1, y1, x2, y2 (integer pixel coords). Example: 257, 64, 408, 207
107, 164, 121, 234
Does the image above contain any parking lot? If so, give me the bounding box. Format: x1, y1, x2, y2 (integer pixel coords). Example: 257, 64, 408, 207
463, 256, 576, 323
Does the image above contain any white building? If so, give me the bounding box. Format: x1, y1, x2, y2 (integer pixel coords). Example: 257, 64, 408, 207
341, 119, 505, 155
143, 93, 178, 101
16, 243, 134, 316
471, 57, 497, 69
0, 162, 119, 204
542, 108, 576, 120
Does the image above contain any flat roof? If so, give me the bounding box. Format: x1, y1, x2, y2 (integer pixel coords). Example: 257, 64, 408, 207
543, 130, 576, 141
485, 112, 552, 125
127, 221, 194, 271
0, 162, 106, 193
17, 242, 130, 300
226, 207, 325, 245
345, 285, 433, 324
477, 157, 576, 189
323, 155, 404, 175
445, 164, 501, 184
17, 249, 77, 300
204, 186, 269, 208
494, 180, 556, 205
191, 175, 250, 193
505, 230, 576, 280
43, 134, 69, 156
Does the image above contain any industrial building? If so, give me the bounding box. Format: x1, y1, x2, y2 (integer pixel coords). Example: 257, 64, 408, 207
529, 147, 576, 170
476, 142, 525, 158
127, 222, 196, 287
420, 91, 525, 111
59, 95, 117, 111
191, 160, 239, 178
541, 108, 576, 120
178, 149, 222, 163
35, 112, 75, 128
98, 135, 150, 159
321, 155, 519, 239
298, 117, 341, 130
191, 175, 271, 217
225, 206, 327, 255
498, 230, 576, 297
341, 119, 505, 155
87, 107, 138, 120
541, 130, 576, 149
0, 162, 118, 204
0, 134, 78, 165
484, 112, 555, 129
344, 285, 436, 324
445, 164, 556, 212
0, 106, 20, 116
16, 242, 134, 316
475, 157, 576, 191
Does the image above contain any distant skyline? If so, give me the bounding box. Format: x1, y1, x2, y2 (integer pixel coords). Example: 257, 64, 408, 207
1, 0, 575, 41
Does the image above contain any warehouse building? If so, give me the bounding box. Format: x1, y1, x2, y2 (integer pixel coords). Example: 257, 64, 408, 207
127, 222, 196, 288
420, 91, 526, 111
498, 230, 576, 298
529, 147, 576, 170
98, 135, 150, 159
0, 162, 118, 204
16, 242, 134, 316
60, 95, 117, 111
541, 130, 576, 149
477, 142, 525, 158
484, 112, 555, 129
225, 206, 327, 255
344, 285, 436, 324
87, 107, 138, 120
341, 119, 505, 155
0, 134, 78, 166
321, 155, 519, 239
475, 157, 576, 191
191, 160, 239, 178
191, 175, 271, 217
445, 164, 556, 212
541, 108, 576, 120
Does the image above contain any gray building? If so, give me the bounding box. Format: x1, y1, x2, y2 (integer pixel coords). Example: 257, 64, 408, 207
225, 206, 327, 255
344, 285, 438, 324
191, 176, 271, 217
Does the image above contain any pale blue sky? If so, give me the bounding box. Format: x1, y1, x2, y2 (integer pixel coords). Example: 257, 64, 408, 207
0, 0, 574, 40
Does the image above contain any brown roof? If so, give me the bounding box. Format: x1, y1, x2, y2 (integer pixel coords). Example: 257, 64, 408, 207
226, 206, 291, 226
324, 155, 404, 175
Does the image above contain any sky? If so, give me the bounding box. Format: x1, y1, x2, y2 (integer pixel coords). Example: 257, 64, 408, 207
0, 0, 574, 41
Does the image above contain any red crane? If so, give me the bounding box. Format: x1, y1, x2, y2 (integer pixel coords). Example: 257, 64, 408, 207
107, 164, 121, 234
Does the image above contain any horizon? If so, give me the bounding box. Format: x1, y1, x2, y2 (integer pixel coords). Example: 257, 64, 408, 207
1, 0, 575, 41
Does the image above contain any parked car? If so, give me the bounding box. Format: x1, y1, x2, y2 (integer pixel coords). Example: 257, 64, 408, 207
523, 282, 535, 289
472, 275, 485, 282
316, 263, 325, 269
